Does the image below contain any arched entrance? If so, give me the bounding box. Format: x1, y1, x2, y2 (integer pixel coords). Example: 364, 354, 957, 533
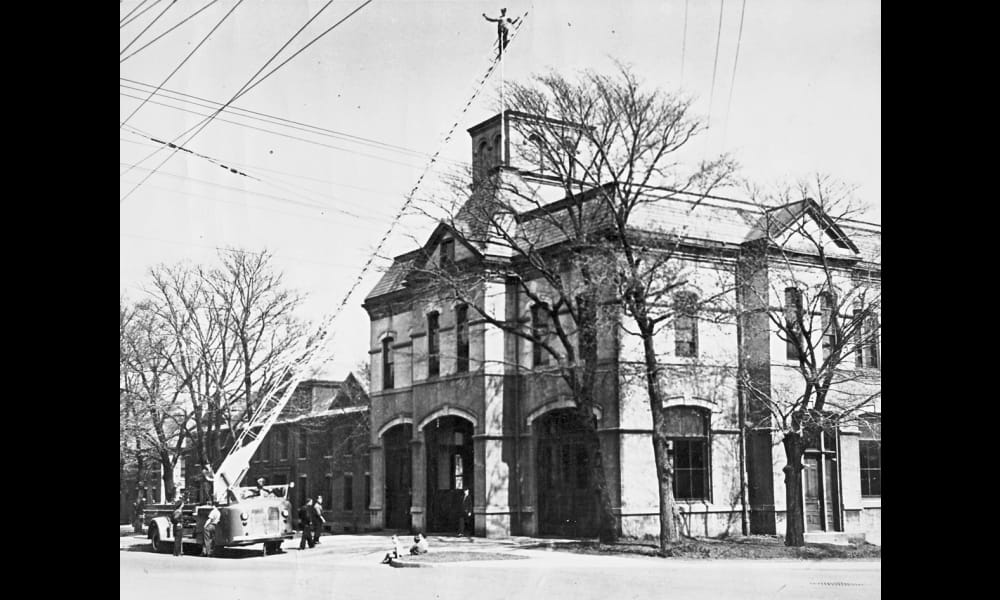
424, 416, 474, 533
382, 424, 412, 530
536, 408, 599, 537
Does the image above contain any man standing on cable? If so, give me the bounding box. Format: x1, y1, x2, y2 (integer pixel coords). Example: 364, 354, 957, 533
483, 8, 517, 56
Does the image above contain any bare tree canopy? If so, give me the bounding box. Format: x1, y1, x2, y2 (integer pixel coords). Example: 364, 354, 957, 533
120, 249, 309, 501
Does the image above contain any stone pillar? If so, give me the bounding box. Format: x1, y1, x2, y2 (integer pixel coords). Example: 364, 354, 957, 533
478, 281, 510, 537
518, 424, 538, 536
410, 433, 426, 533
369, 443, 385, 529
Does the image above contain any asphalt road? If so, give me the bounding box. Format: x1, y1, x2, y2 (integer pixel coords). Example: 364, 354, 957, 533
119, 534, 881, 600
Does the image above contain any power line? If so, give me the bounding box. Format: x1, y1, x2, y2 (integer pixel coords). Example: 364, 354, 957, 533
721, 0, 748, 150
121, 0, 153, 24
120, 0, 178, 56
706, 0, 726, 129
121, 0, 160, 28
120, 0, 354, 202
120, 0, 220, 64
119, 90, 440, 171
119, 77, 468, 165
120, 0, 246, 130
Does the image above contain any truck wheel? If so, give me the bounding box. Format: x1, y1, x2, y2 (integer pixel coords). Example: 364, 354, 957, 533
150, 527, 165, 553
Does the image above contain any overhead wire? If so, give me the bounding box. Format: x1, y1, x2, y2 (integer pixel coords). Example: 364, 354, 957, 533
120, 0, 367, 203
120, 0, 246, 130
121, 0, 153, 24
119, 77, 469, 165
120, 0, 178, 57
706, 0, 726, 129
680, 0, 689, 83
121, 0, 161, 28
720, 0, 747, 150
120, 0, 221, 64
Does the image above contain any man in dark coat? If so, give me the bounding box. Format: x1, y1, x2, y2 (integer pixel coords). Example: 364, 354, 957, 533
458, 488, 473, 536
298, 498, 315, 549
170, 498, 185, 557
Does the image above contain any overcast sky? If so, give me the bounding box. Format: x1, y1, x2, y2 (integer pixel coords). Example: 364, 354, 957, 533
119, 0, 881, 379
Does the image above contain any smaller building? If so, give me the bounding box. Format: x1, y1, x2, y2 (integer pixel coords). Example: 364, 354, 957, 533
242, 374, 373, 533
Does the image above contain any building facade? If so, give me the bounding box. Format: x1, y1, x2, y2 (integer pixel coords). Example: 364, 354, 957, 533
362, 111, 881, 541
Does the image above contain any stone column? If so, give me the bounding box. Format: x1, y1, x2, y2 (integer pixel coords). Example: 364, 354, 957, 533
369, 443, 385, 529
478, 280, 510, 537
409, 432, 426, 533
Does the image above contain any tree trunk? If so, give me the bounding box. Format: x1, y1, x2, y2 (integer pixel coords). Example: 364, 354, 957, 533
579, 409, 618, 543
782, 433, 805, 547
160, 451, 176, 503
639, 327, 680, 553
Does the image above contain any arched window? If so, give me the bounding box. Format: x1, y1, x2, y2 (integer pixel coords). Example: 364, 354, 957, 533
493, 134, 503, 167
382, 337, 395, 390
476, 140, 489, 180
528, 133, 545, 173
427, 312, 440, 377
674, 292, 699, 358
664, 407, 710, 501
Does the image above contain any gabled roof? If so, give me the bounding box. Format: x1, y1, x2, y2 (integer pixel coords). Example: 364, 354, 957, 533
275, 374, 369, 423
746, 198, 860, 254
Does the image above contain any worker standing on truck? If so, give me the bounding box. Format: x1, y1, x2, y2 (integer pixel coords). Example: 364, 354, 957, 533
203, 503, 221, 557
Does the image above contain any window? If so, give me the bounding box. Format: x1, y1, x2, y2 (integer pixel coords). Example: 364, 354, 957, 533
275, 427, 289, 461
427, 312, 440, 377
476, 141, 489, 180
531, 303, 551, 367
859, 416, 881, 497
665, 407, 710, 501
297, 475, 308, 506
440, 239, 455, 269
854, 304, 880, 369
343, 474, 354, 511
365, 473, 372, 510
456, 304, 469, 372
382, 337, 394, 390
528, 133, 545, 172
784, 288, 804, 361
326, 475, 334, 510
453, 453, 465, 490
493, 134, 503, 166
345, 430, 354, 456
297, 430, 308, 459
674, 292, 699, 358
819, 292, 839, 362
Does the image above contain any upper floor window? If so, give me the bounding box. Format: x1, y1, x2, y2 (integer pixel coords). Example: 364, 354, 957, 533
854, 302, 880, 369
784, 288, 805, 361
439, 239, 455, 269
665, 406, 710, 501
382, 337, 395, 390
674, 292, 699, 358
275, 427, 289, 461
493, 134, 503, 166
531, 303, 551, 367
859, 415, 881, 497
297, 430, 308, 459
528, 133, 545, 173
427, 312, 440, 377
456, 304, 469, 372
819, 292, 840, 362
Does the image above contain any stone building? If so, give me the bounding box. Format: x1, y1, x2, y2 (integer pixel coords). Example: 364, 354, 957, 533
362, 111, 881, 541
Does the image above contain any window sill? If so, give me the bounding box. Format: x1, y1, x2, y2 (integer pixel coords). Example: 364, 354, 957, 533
861, 497, 881, 508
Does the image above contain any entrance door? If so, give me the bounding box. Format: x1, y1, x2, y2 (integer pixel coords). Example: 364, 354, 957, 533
802, 429, 841, 532
537, 409, 599, 537
425, 416, 474, 533
383, 425, 412, 530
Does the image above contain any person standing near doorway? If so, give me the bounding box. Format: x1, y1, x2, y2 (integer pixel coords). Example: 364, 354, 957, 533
458, 488, 473, 537
170, 498, 185, 557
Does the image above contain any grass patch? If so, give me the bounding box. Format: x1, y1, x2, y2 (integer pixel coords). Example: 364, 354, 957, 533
537, 535, 881, 560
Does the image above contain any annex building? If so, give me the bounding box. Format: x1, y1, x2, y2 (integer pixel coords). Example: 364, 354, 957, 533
362, 111, 881, 541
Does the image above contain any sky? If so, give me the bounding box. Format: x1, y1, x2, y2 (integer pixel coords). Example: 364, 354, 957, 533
119, 0, 881, 380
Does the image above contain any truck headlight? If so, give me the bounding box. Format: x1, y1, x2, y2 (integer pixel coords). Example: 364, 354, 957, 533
281, 509, 288, 518
240, 512, 249, 521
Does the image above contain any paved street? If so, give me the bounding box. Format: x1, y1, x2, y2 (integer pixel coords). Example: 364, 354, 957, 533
120, 532, 880, 600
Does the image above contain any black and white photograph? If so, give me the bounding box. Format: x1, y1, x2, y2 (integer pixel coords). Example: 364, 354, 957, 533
120, 2, 881, 598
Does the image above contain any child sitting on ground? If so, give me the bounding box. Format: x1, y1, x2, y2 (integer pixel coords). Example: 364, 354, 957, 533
381, 535, 405, 564
409, 532, 429, 555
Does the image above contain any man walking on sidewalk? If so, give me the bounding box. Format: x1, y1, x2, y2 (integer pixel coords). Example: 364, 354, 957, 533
312, 495, 327, 545
202, 503, 221, 557
298, 498, 315, 550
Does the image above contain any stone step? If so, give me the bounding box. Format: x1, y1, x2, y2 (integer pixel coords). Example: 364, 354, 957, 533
803, 531, 859, 546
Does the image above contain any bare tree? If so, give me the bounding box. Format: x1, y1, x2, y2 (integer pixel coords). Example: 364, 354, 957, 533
738, 175, 881, 546
414, 65, 736, 549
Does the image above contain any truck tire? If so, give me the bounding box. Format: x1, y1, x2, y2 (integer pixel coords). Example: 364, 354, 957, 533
263, 541, 282, 555
150, 526, 166, 553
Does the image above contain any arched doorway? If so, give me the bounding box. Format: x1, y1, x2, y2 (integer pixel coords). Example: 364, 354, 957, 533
424, 416, 474, 533
536, 409, 599, 537
383, 424, 412, 530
